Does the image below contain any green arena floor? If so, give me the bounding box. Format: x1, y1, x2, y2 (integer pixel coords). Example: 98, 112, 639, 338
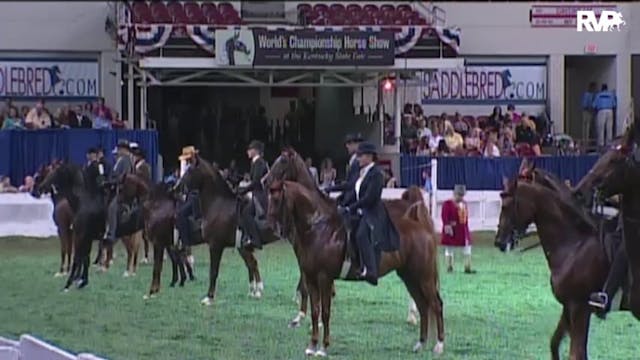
0, 233, 637, 360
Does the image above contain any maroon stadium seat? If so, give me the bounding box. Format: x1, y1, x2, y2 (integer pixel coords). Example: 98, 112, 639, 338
150, 2, 171, 23
346, 4, 361, 13
183, 3, 205, 24
380, 4, 395, 13
201, 2, 217, 16
131, 2, 152, 23
313, 3, 329, 17
218, 2, 235, 15
397, 4, 412, 13
329, 4, 345, 15
363, 4, 379, 13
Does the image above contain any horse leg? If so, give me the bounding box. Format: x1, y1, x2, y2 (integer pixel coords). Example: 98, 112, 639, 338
145, 241, 165, 299
65, 230, 74, 274
64, 233, 82, 290
201, 244, 224, 306
316, 276, 333, 357
93, 239, 102, 265
142, 230, 150, 264
304, 276, 321, 356
550, 307, 569, 360
56, 228, 67, 277
567, 303, 591, 360
123, 236, 134, 277
289, 273, 308, 328
78, 240, 92, 289
177, 248, 188, 287
132, 231, 142, 275
238, 248, 262, 298
167, 247, 179, 287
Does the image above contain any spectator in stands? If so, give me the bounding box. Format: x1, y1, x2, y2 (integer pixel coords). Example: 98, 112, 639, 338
593, 83, 617, 147
239, 173, 251, 188
25, 99, 52, 129
515, 115, 542, 156
581, 82, 597, 143
485, 106, 503, 130
18, 176, 35, 193
0, 176, 18, 193
112, 111, 126, 129
1, 107, 25, 130
94, 97, 113, 121
422, 169, 432, 194
92, 107, 112, 130
401, 113, 418, 154
55, 105, 75, 128
416, 136, 431, 156
500, 127, 516, 155
429, 121, 444, 153
482, 130, 501, 157
305, 157, 319, 186
464, 127, 482, 153
443, 120, 464, 154
20, 106, 30, 120
83, 102, 95, 120
74, 105, 92, 128
416, 118, 432, 140
319, 158, 336, 190
505, 104, 521, 124
453, 112, 469, 138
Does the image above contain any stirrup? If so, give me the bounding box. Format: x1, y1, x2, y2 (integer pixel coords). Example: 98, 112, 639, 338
588, 292, 608, 309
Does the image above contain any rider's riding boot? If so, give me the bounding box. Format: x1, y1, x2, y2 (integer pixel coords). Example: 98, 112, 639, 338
356, 226, 377, 286
588, 246, 628, 318
240, 217, 263, 250
464, 254, 477, 274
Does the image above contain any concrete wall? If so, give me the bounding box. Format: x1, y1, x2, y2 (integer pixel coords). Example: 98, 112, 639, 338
0, 2, 118, 109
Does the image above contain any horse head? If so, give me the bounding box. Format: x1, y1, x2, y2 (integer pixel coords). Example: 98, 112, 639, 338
32, 163, 57, 198
181, 155, 235, 199
35, 161, 77, 198
573, 120, 640, 202
266, 147, 327, 201
495, 177, 537, 252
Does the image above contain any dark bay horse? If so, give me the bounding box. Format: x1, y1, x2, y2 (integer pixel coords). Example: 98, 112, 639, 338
267, 180, 444, 357
264, 148, 428, 326
495, 177, 619, 360
573, 120, 640, 320
179, 156, 278, 305
32, 164, 75, 277
118, 173, 194, 297
38, 162, 106, 290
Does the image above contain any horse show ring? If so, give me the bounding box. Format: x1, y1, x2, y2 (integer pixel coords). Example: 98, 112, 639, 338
0, 232, 638, 359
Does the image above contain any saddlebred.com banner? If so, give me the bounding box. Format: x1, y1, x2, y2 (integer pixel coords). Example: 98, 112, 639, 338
215, 28, 395, 67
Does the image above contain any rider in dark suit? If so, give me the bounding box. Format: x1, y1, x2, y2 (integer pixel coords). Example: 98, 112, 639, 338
324, 133, 363, 205
104, 139, 133, 243
340, 142, 390, 286
238, 140, 269, 250
175, 146, 201, 248
130, 143, 152, 183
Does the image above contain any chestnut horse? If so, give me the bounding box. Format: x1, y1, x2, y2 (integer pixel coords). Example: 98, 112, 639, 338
32, 164, 75, 277
494, 175, 630, 360
573, 120, 640, 320
264, 148, 426, 326
118, 173, 194, 297
178, 155, 281, 305
267, 180, 444, 357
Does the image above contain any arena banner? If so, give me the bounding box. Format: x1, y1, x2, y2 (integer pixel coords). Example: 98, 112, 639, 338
418, 64, 547, 105
215, 28, 395, 67
0, 59, 100, 100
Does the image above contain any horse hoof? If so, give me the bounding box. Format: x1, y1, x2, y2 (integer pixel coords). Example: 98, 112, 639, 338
304, 346, 316, 356
288, 320, 301, 328
315, 348, 327, 357
143, 294, 156, 300
433, 341, 444, 356
170, 282, 176, 288
406, 313, 418, 326
200, 296, 213, 306
141, 258, 149, 264
122, 271, 130, 278
288, 312, 305, 328
187, 255, 195, 265
76, 280, 87, 289
412, 341, 424, 353
62, 288, 70, 293
252, 290, 263, 299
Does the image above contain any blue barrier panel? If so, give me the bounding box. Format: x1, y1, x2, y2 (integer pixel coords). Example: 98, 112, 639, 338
1, 129, 159, 185
400, 155, 599, 190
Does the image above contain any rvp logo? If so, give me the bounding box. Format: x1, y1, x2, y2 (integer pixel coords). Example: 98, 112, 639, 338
576, 10, 625, 32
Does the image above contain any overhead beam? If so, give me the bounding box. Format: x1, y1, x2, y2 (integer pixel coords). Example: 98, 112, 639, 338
275, 73, 311, 85
148, 81, 380, 88
164, 70, 213, 85
216, 71, 267, 85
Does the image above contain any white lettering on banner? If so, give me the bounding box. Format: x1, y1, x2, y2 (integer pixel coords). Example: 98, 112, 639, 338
418, 65, 547, 104
0, 60, 99, 99
576, 10, 625, 32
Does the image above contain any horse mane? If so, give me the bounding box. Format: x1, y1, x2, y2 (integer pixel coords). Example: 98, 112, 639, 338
401, 186, 436, 234
521, 181, 596, 233
195, 156, 235, 198
287, 149, 335, 207
284, 180, 337, 219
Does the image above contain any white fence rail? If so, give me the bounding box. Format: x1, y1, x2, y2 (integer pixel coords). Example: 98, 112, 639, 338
0, 335, 106, 360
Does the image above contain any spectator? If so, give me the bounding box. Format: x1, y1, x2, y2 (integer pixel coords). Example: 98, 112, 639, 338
93, 97, 113, 121
581, 82, 597, 143
305, 157, 319, 186
319, 158, 336, 189
422, 169, 433, 194
483, 130, 501, 157
505, 104, 521, 124
112, 111, 126, 129
1, 107, 25, 130
500, 127, 516, 155
0, 176, 18, 193
443, 120, 464, 153
25, 99, 52, 129
83, 102, 95, 120
20, 106, 30, 120
453, 112, 469, 137
593, 83, 617, 147
227, 159, 241, 185
429, 121, 444, 153
74, 105, 92, 128
416, 119, 432, 140
401, 113, 418, 154
465, 127, 482, 152
18, 176, 35, 193
515, 116, 542, 156
485, 106, 503, 130
92, 107, 112, 129
416, 137, 431, 156
55, 104, 76, 128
